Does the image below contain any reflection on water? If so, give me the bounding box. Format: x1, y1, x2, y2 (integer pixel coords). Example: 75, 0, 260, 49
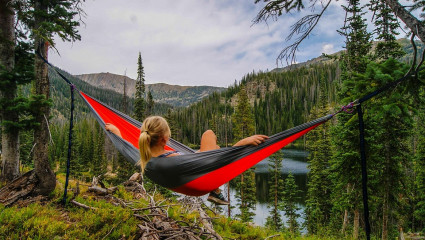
227, 148, 310, 229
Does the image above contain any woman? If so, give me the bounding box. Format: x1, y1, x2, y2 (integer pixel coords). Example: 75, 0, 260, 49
106, 116, 268, 205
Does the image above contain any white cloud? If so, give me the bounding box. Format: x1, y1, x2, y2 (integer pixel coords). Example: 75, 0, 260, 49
321, 43, 335, 54
49, 0, 345, 87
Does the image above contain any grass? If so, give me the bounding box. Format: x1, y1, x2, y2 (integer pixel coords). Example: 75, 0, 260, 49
0, 173, 354, 240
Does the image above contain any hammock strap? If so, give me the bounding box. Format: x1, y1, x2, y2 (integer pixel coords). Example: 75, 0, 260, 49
36, 50, 77, 204
61, 84, 75, 204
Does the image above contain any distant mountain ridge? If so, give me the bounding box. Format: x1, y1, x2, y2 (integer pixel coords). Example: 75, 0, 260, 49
75, 73, 226, 107
271, 38, 424, 72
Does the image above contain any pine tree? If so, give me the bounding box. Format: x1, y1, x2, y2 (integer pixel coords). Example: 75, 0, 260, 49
330, 0, 372, 238
414, 103, 425, 231
0, 1, 20, 181
122, 75, 128, 114
145, 90, 154, 117
232, 86, 255, 140
369, 0, 405, 61
233, 86, 256, 222
305, 74, 332, 234
281, 172, 301, 235
134, 52, 146, 122
364, 59, 413, 239
265, 151, 285, 231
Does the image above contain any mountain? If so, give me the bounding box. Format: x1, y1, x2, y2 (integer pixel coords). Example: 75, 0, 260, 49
271, 38, 424, 73
75, 73, 226, 107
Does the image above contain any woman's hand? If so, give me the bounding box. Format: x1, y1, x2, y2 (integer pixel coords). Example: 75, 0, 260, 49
233, 135, 269, 147
105, 123, 122, 138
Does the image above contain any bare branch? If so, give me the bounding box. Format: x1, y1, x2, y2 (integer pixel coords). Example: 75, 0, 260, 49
405, 34, 417, 77
278, 0, 332, 65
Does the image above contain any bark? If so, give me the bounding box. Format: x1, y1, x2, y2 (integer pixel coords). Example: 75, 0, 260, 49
0, 170, 37, 206
32, 0, 56, 195
382, 193, 389, 240
342, 184, 351, 233
384, 0, 425, 42
342, 209, 349, 233
0, 0, 20, 182
353, 209, 360, 239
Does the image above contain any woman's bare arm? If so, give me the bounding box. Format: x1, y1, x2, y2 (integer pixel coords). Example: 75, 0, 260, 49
233, 135, 269, 147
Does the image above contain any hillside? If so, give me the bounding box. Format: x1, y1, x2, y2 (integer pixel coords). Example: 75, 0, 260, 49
48, 67, 173, 122
271, 38, 424, 73
166, 38, 424, 147
0, 174, 349, 240
76, 73, 226, 107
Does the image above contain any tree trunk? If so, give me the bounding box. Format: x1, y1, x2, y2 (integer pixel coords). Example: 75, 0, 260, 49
382, 193, 389, 240
0, 0, 20, 182
342, 184, 351, 234
384, 0, 425, 42
32, 0, 56, 195
342, 209, 349, 233
353, 209, 360, 239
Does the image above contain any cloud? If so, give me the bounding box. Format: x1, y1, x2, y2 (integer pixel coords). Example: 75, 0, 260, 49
49, 0, 346, 87
321, 44, 335, 54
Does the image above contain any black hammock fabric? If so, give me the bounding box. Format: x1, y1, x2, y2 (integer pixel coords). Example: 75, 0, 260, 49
79, 91, 332, 196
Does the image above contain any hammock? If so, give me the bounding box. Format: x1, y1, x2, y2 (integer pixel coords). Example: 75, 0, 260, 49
79, 91, 332, 196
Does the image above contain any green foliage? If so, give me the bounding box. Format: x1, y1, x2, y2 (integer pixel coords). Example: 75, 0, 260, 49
233, 168, 257, 223
265, 151, 285, 231
232, 86, 257, 223
0, 41, 40, 133
368, 0, 404, 60
134, 52, 146, 122
13, 0, 82, 47
233, 86, 255, 140
305, 74, 332, 234
168, 64, 339, 147
281, 172, 301, 235
329, 1, 372, 236
145, 90, 154, 117
414, 101, 425, 231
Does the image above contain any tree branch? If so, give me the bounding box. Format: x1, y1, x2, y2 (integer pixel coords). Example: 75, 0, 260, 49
384, 0, 425, 42
278, 0, 332, 65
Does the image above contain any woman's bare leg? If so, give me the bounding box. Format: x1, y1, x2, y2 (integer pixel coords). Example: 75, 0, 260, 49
199, 130, 220, 152
200, 130, 229, 205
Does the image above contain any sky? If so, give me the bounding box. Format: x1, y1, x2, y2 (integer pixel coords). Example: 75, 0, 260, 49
49, 0, 348, 87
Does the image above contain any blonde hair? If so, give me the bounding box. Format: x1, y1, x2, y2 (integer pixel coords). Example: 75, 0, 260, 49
138, 116, 171, 173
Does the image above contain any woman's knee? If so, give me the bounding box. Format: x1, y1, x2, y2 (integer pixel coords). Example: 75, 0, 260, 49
202, 129, 216, 139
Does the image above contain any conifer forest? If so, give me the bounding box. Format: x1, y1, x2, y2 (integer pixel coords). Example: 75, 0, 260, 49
1, 0, 425, 239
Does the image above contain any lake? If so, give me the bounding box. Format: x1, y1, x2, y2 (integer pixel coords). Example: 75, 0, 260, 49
207, 148, 310, 229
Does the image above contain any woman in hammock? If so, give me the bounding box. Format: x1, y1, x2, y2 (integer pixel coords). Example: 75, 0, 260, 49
105, 116, 268, 205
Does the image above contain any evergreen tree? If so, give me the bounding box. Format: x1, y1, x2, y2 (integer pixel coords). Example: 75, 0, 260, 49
0, 25, 35, 181
235, 169, 257, 222
281, 172, 301, 235
0, 1, 20, 181
122, 75, 128, 114
360, 59, 414, 239
369, 0, 404, 60
233, 86, 257, 222
265, 151, 285, 231
145, 90, 154, 117
305, 74, 332, 234
31, 0, 82, 194
134, 52, 146, 122
232, 86, 255, 140
414, 101, 425, 231
330, 0, 372, 238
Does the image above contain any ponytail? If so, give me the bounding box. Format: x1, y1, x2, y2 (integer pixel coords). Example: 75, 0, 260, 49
138, 116, 171, 173
139, 131, 151, 173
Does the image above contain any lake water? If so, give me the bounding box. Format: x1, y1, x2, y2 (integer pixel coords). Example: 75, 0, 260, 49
207, 148, 310, 229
